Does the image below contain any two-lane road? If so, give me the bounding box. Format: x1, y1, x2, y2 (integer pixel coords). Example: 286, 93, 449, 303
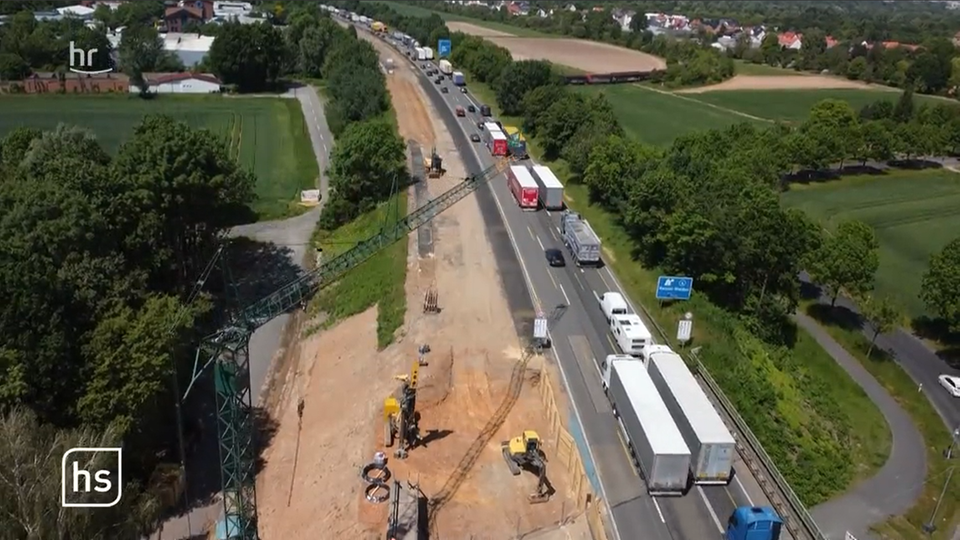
408, 57, 773, 539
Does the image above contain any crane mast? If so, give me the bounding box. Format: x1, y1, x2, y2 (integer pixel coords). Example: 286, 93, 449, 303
189, 156, 513, 540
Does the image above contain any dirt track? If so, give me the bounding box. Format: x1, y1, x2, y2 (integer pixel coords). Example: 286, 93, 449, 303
448, 21, 665, 72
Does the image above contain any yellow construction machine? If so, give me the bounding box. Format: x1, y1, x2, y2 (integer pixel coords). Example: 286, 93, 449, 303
426, 147, 444, 179
501, 430, 550, 503
383, 361, 421, 459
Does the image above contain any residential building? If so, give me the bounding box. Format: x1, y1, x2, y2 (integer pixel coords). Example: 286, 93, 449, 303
778, 31, 802, 50
162, 32, 215, 66
213, 1, 252, 19
6, 72, 129, 94
164, 1, 213, 32
58, 5, 96, 19
132, 72, 221, 93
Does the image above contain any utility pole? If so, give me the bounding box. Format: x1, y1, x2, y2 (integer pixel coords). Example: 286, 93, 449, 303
923, 467, 955, 533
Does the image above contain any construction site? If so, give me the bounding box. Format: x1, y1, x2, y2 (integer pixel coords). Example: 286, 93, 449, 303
254, 30, 592, 540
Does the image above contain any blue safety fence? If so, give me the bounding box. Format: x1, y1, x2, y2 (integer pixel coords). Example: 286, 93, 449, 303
568, 411, 601, 494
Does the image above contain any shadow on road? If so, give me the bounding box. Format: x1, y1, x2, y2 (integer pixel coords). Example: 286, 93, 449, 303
912, 316, 960, 368
224, 237, 306, 309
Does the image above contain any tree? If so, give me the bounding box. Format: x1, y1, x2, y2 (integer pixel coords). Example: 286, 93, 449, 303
206, 21, 284, 92
807, 220, 880, 306
920, 237, 960, 332
892, 87, 915, 123
860, 295, 901, 358
494, 59, 555, 116
847, 56, 868, 81
118, 23, 183, 94
859, 120, 895, 164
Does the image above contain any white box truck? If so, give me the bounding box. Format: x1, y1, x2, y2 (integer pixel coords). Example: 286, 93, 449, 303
530, 165, 564, 210
438, 59, 453, 75
601, 357, 691, 495
642, 344, 736, 485
423, 46, 434, 60
610, 314, 652, 356
415, 48, 426, 61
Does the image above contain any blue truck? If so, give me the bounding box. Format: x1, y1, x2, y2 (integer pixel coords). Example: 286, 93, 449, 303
726, 506, 782, 540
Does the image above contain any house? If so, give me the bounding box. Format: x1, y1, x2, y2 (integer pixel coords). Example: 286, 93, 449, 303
612, 9, 637, 32
6, 71, 129, 94
164, 1, 213, 32
213, 1, 252, 19
778, 31, 802, 50
563, 3, 577, 12
825, 36, 839, 49
57, 5, 96, 19
162, 32, 215, 66
132, 72, 221, 93
536, 8, 548, 18
506, 1, 528, 16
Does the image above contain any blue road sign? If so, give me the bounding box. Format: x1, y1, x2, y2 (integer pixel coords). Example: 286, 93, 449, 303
438, 39, 452, 58
656, 276, 694, 300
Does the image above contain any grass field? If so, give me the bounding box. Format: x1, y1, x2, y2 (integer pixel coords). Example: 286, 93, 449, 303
0, 95, 318, 220
576, 84, 766, 146
463, 74, 890, 504
734, 60, 802, 76
782, 170, 960, 318
383, 1, 553, 37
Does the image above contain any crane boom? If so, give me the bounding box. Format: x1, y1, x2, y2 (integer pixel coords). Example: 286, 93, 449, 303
193, 155, 514, 540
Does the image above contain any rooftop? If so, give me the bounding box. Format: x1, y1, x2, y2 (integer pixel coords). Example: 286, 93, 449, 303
162, 32, 215, 52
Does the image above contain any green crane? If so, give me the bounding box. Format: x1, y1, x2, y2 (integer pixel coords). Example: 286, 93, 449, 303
182, 156, 513, 540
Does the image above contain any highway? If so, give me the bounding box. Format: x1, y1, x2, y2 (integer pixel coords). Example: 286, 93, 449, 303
404, 55, 773, 539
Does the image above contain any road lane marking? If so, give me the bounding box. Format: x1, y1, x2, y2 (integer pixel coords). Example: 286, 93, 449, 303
696, 486, 724, 533
559, 283, 570, 304
535, 235, 545, 251
573, 271, 585, 291
651, 498, 666, 524
734, 475, 754, 506
547, 269, 558, 290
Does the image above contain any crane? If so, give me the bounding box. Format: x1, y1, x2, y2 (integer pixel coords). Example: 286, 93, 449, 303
182, 156, 514, 540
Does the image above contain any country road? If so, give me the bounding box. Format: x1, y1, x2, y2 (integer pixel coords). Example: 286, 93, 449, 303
148, 85, 332, 540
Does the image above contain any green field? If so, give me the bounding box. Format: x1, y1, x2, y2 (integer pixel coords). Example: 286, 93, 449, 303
383, 1, 553, 37
0, 95, 318, 220
576, 84, 767, 146
733, 60, 802, 76
691, 88, 945, 123
782, 170, 960, 317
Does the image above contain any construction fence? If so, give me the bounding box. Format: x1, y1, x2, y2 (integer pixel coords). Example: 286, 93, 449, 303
537, 361, 608, 540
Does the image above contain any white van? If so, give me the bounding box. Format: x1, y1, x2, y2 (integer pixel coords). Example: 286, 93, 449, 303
598, 292, 628, 323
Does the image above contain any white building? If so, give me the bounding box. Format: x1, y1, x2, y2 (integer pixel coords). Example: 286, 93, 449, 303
162, 32, 215, 67
58, 5, 96, 19
131, 72, 222, 94
213, 1, 252, 19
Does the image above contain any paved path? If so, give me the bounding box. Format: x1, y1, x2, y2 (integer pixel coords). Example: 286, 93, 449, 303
798, 310, 926, 540
148, 85, 332, 540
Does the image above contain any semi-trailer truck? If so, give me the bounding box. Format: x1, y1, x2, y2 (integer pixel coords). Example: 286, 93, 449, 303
486, 130, 508, 157
438, 59, 453, 75
726, 506, 782, 540
452, 71, 465, 85
600, 357, 691, 495
559, 210, 601, 266
643, 344, 736, 484
507, 165, 539, 210
530, 164, 563, 209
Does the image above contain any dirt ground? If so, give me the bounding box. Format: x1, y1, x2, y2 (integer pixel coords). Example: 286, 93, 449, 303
448, 21, 666, 72
676, 74, 891, 93
255, 31, 583, 540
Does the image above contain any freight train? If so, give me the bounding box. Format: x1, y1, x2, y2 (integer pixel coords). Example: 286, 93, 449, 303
562, 70, 664, 86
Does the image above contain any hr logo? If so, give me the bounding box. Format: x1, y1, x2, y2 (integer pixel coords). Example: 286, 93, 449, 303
68, 40, 112, 75
61, 447, 123, 508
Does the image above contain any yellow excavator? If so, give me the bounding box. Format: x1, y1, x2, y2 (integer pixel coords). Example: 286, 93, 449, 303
426, 147, 444, 179
383, 361, 421, 459
501, 430, 550, 503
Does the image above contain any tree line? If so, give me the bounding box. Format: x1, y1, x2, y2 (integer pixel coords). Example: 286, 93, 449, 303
0, 117, 255, 538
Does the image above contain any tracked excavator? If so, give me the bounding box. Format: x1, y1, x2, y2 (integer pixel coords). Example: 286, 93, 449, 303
384, 361, 421, 459
427, 147, 444, 179
502, 431, 550, 503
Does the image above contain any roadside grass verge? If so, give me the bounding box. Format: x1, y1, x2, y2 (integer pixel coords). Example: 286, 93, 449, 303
0, 94, 317, 220
463, 75, 889, 503
802, 300, 960, 539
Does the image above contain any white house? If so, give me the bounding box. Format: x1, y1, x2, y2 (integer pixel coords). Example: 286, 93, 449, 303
58, 5, 96, 19
131, 72, 222, 94
162, 32, 215, 67
213, 1, 252, 19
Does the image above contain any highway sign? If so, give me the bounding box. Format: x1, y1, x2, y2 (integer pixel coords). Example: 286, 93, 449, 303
656, 276, 694, 300
438, 39, 452, 58
677, 319, 692, 342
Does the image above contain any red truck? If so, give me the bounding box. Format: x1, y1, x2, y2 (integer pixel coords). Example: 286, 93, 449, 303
455, 105, 465, 117
507, 165, 539, 210
486, 130, 509, 156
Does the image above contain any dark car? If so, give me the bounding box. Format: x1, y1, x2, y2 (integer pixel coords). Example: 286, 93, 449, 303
441, 86, 448, 93
460, 87, 468, 94
434, 78, 441, 85
470, 133, 481, 142
467, 105, 476, 113
477, 121, 485, 129
545, 248, 566, 267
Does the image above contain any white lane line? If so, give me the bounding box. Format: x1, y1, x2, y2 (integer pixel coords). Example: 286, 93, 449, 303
651, 498, 666, 524
734, 475, 754, 506
696, 486, 724, 533
535, 235, 545, 251
559, 283, 570, 305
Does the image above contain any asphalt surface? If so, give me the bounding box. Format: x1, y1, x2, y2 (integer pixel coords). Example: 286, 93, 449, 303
407, 54, 763, 540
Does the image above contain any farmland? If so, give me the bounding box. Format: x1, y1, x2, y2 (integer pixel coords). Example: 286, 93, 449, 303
782, 170, 960, 318
0, 95, 317, 220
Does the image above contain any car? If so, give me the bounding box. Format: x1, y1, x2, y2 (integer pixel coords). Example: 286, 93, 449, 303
940, 375, 960, 397
441, 86, 448, 93
470, 133, 481, 142
438, 75, 444, 81
545, 248, 566, 267
467, 105, 476, 113
477, 121, 485, 129
460, 87, 468, 94
434, 78, 441, 85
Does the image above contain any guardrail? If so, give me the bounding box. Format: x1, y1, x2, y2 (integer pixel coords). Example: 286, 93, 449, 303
632, 299, 826, 540
350, 19, 823, 539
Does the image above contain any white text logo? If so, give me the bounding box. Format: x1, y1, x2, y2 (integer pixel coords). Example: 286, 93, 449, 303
68, 41, 112, 75
61, 447, 123, 508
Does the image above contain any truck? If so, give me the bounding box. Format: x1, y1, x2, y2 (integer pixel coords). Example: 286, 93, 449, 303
610, 314, 652, 356
530, 165, 563, 210
501, 125, 528, 160
559, 210, 601, 266
486, 130, 509, 157
598, 292, 629, 323
600, 358, 691, 495
452, 71, 465, 85
480, 104, 491, 116
507, 165, 539, 210
642, 344, 735, 484
371, 21, 385, 32
423, 46, 434, 60
483, 122, 501, 133
415, 47, 426, 61
455, 105, 465, 117
438, 59, 453, 75
726, 506, 782, 540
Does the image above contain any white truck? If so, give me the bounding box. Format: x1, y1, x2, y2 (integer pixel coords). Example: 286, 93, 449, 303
423, 46, 434, 60
438, 59, 453, 75
642, 344, 736, 485
415, 47, 426, 61
530, 164, 564, 210
601, 356, 691, 495
598, 291, 628, 323
610, 314, 652, 356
